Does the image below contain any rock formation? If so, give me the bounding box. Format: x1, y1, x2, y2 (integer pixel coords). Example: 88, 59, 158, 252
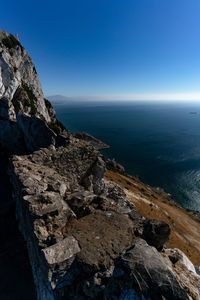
0, 29, 67, 154
0, 30, 200, 300
72, 132, 109, 150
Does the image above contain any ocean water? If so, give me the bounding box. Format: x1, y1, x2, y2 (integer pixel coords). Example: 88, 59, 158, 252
54, 101, 200, 212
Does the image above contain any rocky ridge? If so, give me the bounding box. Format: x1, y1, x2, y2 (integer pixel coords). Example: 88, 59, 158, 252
0, 29, 67, 153
0, 30, 200, 299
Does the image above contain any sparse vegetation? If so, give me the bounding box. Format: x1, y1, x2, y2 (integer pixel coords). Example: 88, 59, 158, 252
12, 96, 21, 113
33, 66, 37, 74
106, 168, 200, 265
48, 119, 66, 135
48, 122, 60, 135
12, 86, 34, 114
44, 98, 53, 110
56, 119, 66, 131
21, 82, 37, 115
38, 113, 46, 122
2, 34, 22, 50
106, 164, 126, 175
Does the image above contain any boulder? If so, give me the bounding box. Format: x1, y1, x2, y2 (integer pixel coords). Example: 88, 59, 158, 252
164, 248, 196, 273
142, 219, 170, 250
42, 236, 80, 265
117, 238, 189, 300
163, 248, 200, 299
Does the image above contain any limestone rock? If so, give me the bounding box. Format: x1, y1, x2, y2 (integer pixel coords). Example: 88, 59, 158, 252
65, 210, 135, 271
0, 30, 67, 153
8, 140, 199, 300
17, 113, 56, 152
106, 181, 126, 202
117, 238, 189, 300
72, 132, 109, 150
42, 236, 80, 265
163, 248, 200, 299
66, 191, 95, 218
0, 30, 50, 120
164, 248, 197, 273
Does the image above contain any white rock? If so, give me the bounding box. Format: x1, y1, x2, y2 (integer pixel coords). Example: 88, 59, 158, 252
42, 236, 80, 265
165, 248, 196, 274
0, 30, 51, 122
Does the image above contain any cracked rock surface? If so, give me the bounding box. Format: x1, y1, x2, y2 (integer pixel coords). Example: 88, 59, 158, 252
8, 141, 198, 299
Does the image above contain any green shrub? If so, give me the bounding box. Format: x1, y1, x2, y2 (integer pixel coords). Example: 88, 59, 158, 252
38, 113, 46, 122
47, 119, 66, 135
48, 122, 60, 135
56, 119, 66, 131
44, 98, 53, 110
12, 97, 21, 113
33, 66, 37, 74
21, 82, 37, 115
2, 34, 22, 50
44, 98, 67, 133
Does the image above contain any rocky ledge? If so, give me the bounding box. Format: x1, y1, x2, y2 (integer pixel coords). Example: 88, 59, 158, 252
1, 30, 200, 299
8, 140, 200, 299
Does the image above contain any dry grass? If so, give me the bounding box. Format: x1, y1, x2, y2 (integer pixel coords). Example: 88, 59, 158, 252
105, 170, 200, 265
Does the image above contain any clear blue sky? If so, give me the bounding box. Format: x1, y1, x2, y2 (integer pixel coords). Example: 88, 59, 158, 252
1, 0, 200, 100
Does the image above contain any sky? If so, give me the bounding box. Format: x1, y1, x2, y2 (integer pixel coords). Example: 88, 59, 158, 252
1, 0, 200, 100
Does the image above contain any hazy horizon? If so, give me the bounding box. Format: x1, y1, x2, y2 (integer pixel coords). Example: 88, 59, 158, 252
47, 93, 200, 103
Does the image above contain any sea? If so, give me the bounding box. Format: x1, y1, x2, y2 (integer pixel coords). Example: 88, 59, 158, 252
54, 101, 200, 212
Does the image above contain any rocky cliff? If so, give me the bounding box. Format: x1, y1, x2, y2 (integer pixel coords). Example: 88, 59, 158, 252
0, 29, 67, 154
0, 30, 200, 300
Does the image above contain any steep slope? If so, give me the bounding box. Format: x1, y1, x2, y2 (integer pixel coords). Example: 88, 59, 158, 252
0, 29, 67, 153
0, 30, 200, 300
0, 150, 36, 300
106, 170, 200, 266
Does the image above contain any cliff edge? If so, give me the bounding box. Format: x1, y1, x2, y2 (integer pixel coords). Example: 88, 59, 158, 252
0, 30, 200, 300
0, 29, 67, 154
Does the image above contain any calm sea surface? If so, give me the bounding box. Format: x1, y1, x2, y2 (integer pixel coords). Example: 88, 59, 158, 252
54, 101, 200, 211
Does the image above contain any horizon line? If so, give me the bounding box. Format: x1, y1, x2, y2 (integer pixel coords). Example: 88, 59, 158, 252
46, 92, 200, 102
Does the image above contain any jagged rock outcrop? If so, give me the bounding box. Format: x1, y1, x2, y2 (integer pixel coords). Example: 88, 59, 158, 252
0, 30, 67, 153
72, 132, 109, 150
8, 145, 200, 300
163, 248, 200, 299
1, 30, 200, 300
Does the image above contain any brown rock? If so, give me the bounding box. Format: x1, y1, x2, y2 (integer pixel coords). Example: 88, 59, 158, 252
142, 219, 170, 250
